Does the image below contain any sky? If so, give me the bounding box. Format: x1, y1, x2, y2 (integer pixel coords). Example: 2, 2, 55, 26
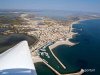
0, 0, 100, 12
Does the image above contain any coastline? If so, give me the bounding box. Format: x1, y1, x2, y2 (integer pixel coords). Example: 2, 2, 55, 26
39, 18, 100, 75
49, 18, 97, 49
48, 20, 84, 75
49, 20, 79, 50
0, 12, 100, 75
22, 13, 86, 75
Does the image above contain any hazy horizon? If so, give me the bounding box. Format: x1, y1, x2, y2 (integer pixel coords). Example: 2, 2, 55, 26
0, 0, 100, 13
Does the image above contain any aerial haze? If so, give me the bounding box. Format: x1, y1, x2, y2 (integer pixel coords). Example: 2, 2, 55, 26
0, 0, 100, 12
0, 0, 100, 75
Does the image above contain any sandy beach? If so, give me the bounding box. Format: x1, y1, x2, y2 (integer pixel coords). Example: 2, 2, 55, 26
49, 39, 75, 50
49, 20, 79, 50
48, 20, 84, 75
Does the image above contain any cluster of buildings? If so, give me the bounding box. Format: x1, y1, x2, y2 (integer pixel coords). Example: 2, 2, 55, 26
23, 15, 70, 52
0, 13, 72, 54
0, 14, 72, 55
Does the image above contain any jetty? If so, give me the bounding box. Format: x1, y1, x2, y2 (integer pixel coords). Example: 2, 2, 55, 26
48, 39, 76, 69
43, 59, 84, 75
42, 59, 61, 75
49, 46, 66, 69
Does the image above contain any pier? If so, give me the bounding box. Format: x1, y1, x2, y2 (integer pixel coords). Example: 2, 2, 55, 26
43, 59, 84, 75
42, 59, 61, 75
35, 40, 84, 75
49, 46, 66, 69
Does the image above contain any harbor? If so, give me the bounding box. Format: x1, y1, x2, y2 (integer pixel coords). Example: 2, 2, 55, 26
36, 41, 84, 75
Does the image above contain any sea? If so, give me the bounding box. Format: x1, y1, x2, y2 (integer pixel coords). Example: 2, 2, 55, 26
0, 10, 100, 75
53, 19, 100, 75
35, 19, 100, 75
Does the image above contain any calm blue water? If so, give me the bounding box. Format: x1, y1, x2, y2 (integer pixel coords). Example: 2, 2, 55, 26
53, 19, 100, 75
